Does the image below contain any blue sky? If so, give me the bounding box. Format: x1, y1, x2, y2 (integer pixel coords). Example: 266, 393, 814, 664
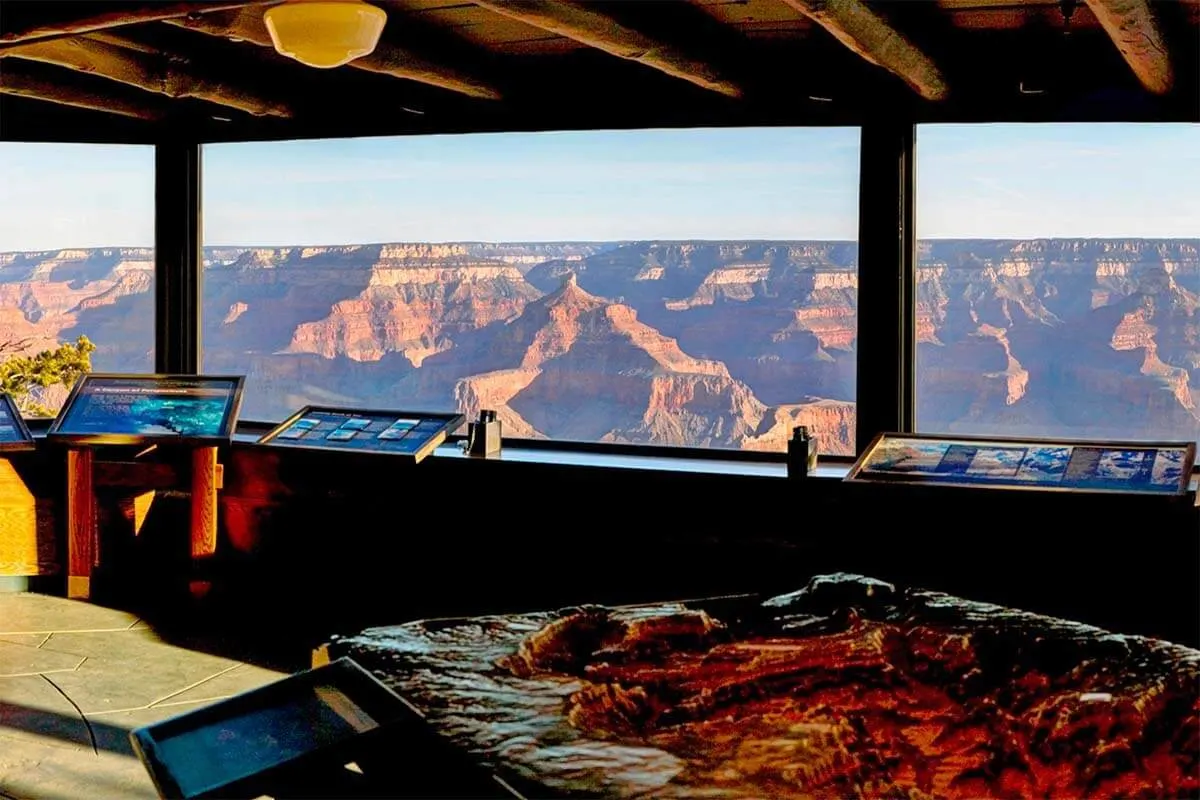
0, 123, 1195, 250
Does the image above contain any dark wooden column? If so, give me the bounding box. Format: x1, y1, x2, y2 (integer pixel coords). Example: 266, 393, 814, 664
154, 141, 202, 374
855, 120, 916, 454
66, 448, 96, 599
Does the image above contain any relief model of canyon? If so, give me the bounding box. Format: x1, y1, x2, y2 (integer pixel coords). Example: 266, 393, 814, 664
0, 238, 1196, 454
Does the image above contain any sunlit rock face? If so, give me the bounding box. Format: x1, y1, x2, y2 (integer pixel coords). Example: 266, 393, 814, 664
0, 247, 153, 374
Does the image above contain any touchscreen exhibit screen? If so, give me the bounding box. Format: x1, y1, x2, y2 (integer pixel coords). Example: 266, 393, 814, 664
153, 685, 378, 797
0, 396, 28, 445
269, 409, 451, 454
53, 376, 241, 440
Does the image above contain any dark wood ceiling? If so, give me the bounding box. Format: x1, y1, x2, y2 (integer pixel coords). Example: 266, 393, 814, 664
0, 0, 1196, 143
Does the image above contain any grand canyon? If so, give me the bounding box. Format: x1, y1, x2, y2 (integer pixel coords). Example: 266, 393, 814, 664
0, 238, 1196, 455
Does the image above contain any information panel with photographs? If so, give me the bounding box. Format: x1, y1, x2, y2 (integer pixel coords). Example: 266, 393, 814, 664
846, 433, 1195, 495
0, 393, 35, 452
258, 406, 465, 464
47, 374, 245, 446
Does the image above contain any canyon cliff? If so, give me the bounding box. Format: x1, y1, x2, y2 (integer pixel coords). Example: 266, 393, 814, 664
916, 239, 1200, 442
0, 238, 1196, 456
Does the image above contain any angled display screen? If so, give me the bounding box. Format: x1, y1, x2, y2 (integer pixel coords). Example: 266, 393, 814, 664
48, 374, 245, 445
0, 393, 35, 452
259, 406, 464, 463
151, 685, 378, 798
130, 658, 418, 800
847, 433, 1195, 495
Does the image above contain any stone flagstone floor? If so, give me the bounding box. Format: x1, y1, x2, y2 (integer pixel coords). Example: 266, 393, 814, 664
0, 592, 284, 800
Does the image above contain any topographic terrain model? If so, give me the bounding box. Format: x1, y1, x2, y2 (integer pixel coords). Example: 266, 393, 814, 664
334, 574, 1200, 800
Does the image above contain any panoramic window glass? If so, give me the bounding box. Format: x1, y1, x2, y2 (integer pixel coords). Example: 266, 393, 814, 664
0, 143, 155, 416
915, 123, 1200, 445
201, 128, 861, 454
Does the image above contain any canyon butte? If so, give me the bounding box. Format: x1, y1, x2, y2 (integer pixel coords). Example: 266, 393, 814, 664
0, 238, 1196, 455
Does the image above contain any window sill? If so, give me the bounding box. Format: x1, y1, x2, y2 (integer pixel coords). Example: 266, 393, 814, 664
429, 440, 1200, 493
49, 429, 1200, 492
428, 440, 851, 479
231, 428, 848, 479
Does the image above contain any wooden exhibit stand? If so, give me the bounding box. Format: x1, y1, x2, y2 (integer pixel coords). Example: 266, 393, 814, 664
66, 445, 223, 600
0, 456, 52, 580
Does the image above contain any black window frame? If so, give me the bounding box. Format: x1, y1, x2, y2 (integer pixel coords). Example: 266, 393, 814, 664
155, 140, 203, 376
61, 118, 1200, 467
154, 119, 1200, 467
174, 126, 899, 463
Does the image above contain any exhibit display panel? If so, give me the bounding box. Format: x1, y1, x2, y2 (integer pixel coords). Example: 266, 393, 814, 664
0, 393, 35, 452
130, 658, 413, 799
846, 432, 1194, 495
258, 406, 464, 464
47, 374, 245, 446
329, 574, 1200, 800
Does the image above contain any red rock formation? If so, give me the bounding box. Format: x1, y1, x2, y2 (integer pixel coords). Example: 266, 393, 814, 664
618, 244, 857, 410
285, 249, 540, 365
0, 248, 154, 380
452, 275, 770, 448
4, 237, 1200, 449
223, 302, 249, 325
743, 400, 857, 456
917, 239, 1200, 441
1110, 298, 1196, 411
453, 368, 542, 439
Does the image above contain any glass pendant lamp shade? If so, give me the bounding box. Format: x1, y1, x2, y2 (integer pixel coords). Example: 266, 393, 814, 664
264, 0, 388, 69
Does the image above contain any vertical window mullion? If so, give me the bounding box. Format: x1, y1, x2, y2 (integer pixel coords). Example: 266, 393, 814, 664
154, 141, 202, 375
855, 121, 916, 454
900, 125, 916, 433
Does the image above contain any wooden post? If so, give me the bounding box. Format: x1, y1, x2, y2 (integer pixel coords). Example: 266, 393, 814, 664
188, 446, 220, 600
63, 446, 223, 602
190, 446, 219, 559
66, 448, 97, 599
0, 457, 43, 576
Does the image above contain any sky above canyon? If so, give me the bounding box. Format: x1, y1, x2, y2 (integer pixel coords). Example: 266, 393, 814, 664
0, 123, 1196, 250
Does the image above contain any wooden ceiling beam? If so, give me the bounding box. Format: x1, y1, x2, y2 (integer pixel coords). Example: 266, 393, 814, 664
165, 8, 501, 100
1, 36, 290, 117
779, 0, 948, 101
1082, 0, 1173, 94
471, 0, 742, 98
0, 2, 277, 53
0, 60, 162, 119
84, 32, 161, 55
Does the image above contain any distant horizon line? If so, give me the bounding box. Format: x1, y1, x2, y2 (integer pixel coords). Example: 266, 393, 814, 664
3, 235, 1200, 254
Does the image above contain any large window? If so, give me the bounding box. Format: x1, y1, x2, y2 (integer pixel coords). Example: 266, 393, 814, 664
916, 123, 1200, 444
0, 143, 155, 416
201, 129, 861, 454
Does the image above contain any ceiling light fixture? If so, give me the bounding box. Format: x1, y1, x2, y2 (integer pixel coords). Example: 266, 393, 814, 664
264, 0, 387, 69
